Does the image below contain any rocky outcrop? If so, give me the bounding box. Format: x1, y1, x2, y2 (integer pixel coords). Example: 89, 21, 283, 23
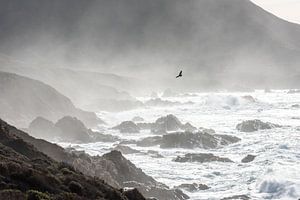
236, 119, 280, 132
55, 116, 91, 143
28, 116, 61, 140
160, 132, 240, 149
136, 136, 162, 147
113, 121, 140, 133
0, 118, 144, 200
241, 154, 256, 163
176, 183, 210, 192
151, 114, 197, 134
0, 71, 103, 128
174, 153, 233, 163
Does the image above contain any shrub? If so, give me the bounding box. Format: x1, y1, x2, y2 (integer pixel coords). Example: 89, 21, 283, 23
27, 190, 51, 200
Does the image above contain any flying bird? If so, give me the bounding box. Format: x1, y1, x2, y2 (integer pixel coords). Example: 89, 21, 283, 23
176, 70, 183, 78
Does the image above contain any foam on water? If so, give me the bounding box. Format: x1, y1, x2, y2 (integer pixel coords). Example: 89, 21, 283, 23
60, 90, 300, 200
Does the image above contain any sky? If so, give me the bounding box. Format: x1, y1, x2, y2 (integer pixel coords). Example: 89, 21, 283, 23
251, 0, 300, 24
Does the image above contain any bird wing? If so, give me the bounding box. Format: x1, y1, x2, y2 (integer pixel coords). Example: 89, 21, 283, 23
179, 70, 182, 76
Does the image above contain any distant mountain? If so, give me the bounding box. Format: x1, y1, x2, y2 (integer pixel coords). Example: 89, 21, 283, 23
0, 0, 300, 90
0, 71, 103, 127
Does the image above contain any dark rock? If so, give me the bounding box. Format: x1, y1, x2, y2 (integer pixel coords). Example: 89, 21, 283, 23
236, 119, 280, 132
91, 132, 120, 143
111, 145, 141, 154
0, 118, 142, 200
176, 183, 209, 192
242, 95, 256, 102
292, 104, 300, 108
136, 136, 162, 147
122, 188, 146, 200
55, 116, 91, 143
174, 153, 233, 163
241, 154, 256, 163
151, 114, 182, 134
221, 195, 250, 200
113, 121, 140, 133
160, 132, 240, 149
132, 116, 145, 122
287, 89, 300, 94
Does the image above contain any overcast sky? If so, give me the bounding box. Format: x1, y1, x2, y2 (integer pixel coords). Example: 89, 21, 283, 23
251, 0, 300, 24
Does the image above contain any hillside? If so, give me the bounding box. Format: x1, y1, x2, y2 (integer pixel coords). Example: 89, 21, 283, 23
0, 71, 103, 127
0, 0, 300, 90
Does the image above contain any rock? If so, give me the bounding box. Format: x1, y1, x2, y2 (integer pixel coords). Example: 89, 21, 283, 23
132, 116, 145, 122
55, 116, 92, 143
241, 154, 256, 163
176, 183, 209, 192
0, 118, 143, 200
236, 119, 280, 132
137, 123, 154, 130
291, 104, 300, 108
181, 122, 197, 132
160, 132, 240, 149
136, 136, 162, 147
287, 89, 300, 94
162, 88, 177, 97
112, 145, 141, 154
198, 127, 216, 134
221, 195, 250, 200
91, 132, 120, 142
113, 121, 140, 133
151, 114, 183, 134
28, 116, 61, 140
242, 95, 255, 102
122, 188, 146, 200
174, 153, 233, 163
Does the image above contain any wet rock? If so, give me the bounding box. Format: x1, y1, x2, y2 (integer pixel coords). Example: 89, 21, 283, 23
176, 183, 209, 192
132, 116, 145, 122
221, 195, 250, 200
151, 114, 183, 134
181, 122, 197, 132
55, 116, 91, 143
91, 132, 120, 142
160, 132, 240, 149
111, 145, 141, 154
241, 154, 256, 163
113, 121, 140, 133
236, 119, 280, 132
242, 95, 256, 102
174, 153, 233, 163
136, 136, 162, 147
287, 89, 300, 94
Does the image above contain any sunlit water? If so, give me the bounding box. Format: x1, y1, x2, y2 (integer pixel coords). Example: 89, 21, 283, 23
60, 90, 300, 200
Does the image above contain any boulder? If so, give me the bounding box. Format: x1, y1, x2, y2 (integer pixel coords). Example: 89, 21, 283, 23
236, 120, 280, 132
174, 153, 233, 163
160, 132, 240, 149
151, 114, 183, 134
55, 116, 91, 143
176, 183, 209, 192
241, 155, 256, 163
113, 121, 140, 133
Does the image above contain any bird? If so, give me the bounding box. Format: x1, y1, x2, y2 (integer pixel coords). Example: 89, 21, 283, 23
176, 70, 182, 78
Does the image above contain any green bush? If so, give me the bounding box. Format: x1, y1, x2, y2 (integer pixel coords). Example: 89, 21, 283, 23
27, 190, 51, 200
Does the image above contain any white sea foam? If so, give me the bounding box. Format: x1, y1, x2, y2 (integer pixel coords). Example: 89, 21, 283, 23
59, 90, 300, 200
